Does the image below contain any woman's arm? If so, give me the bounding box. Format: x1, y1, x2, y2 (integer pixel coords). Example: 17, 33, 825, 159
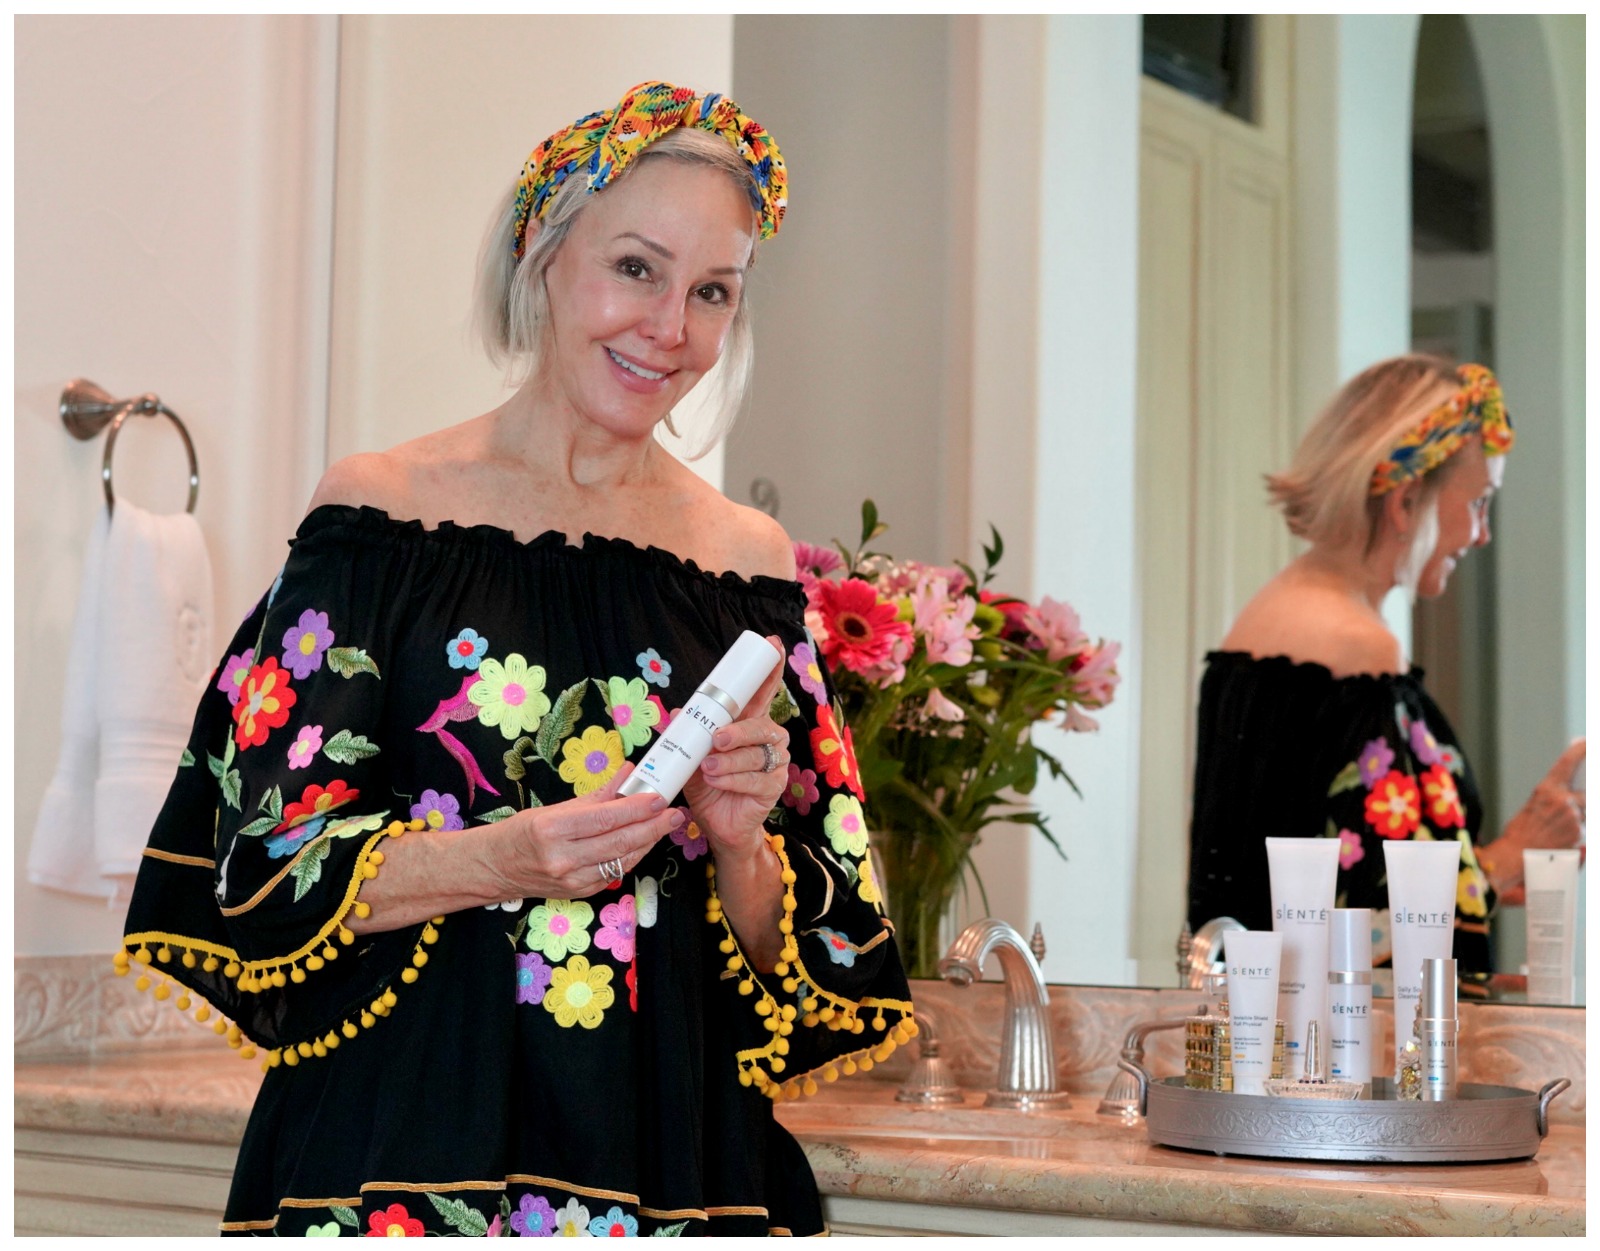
1476, 739, 1586, 894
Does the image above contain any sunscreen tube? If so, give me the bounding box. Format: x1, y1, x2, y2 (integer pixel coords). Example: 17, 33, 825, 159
618, 631, 782, 806
1383, 840, 1460, 1077
1524, 849, 1581, 1005
1327, 908, 1373, 1094
1266, 837, 1339, 1074
1224, 929, 1282, 1096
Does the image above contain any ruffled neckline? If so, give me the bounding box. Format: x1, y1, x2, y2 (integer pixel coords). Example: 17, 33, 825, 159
296, 504, 807, 607
1205, 648, 1425, 688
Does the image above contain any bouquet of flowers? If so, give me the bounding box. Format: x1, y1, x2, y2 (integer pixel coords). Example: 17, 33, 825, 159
791, 502, 1121, 977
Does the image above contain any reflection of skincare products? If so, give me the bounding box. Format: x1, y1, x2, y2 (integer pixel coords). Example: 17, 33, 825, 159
1418, 956, 1459, 1101
617, 631, 781, 805
1524, 849, 1581, 1006
1382, 840, 1460, 1077
1265, 1021, 1362, 1100
1225, 930, 1283, 1096
1327, 908, 1374, 1095
1266, 837, 1338, 1073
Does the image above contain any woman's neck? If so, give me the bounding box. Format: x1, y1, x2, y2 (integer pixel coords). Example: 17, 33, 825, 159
494, 380, 663, 492
1295, 539, 1401, 617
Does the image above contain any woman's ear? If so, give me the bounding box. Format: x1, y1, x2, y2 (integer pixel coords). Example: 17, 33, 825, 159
1383, 481, 1419, 539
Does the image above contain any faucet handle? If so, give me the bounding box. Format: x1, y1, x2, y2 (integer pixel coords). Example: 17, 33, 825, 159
1029, 922, 1046, 966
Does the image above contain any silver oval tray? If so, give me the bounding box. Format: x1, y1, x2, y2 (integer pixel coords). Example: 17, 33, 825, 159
1122, 1064, 1570, 1163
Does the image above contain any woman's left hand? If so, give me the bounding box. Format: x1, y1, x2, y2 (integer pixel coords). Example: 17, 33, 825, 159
681, 634, 790, 857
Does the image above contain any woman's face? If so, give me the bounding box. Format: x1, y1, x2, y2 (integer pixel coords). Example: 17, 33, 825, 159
540, 158, 756, 439
1416, 437, 1503, 599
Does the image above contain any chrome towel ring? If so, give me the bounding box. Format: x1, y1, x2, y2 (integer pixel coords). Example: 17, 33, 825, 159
60, 378, 200, 515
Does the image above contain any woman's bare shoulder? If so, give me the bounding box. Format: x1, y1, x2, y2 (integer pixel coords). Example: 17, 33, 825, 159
306, 451, 414, 517
726, 503, 797, 581
1223, 580, 1403, 678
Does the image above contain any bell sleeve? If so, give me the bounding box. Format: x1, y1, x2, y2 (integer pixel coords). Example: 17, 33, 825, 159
119, 535, 428, 1066
707, 628, 916, 1101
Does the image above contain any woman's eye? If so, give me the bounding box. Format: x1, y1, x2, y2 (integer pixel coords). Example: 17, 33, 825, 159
618, 257, 649, 280
696, 283, 731, 306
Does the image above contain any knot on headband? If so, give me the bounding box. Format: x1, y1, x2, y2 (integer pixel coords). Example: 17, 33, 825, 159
511, 80, 787, 260
1369, 363, 1515, 496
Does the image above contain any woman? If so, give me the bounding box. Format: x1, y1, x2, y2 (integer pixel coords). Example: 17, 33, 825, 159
120, 81, 912, 1237
1186, 355, 1584, 975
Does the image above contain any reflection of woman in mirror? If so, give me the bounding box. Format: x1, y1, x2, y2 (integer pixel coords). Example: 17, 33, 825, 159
1186, 355, 1585, 977
119, 82, 911, 1236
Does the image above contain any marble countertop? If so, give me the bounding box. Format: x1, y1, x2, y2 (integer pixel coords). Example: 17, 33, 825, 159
15, 1051, 1584, 1236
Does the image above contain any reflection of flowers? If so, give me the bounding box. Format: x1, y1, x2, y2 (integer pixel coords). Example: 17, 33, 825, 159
524, 900, 593, 961
281, 608, 335, 680
1409, 719, 1443, 766
637, 648, 672, 688
552, 1199, 591, 1238
234, 657, 297, 749
823, 793, 868, 857
366, 1203, 424, 1237
410, 788, 464, 832
446, 627, 489, 671
216, 647, 254, 706
1337, 828, 1365, 871
1365, 771, 1421, 839
1420, 765, 1465, 829
595, 895, 637, 963
781, 765, 820, 816
669, 811, 708, 861
287, 724, 323, 770
557, 726, 624, 796
1457, 865, 1489, 918
515, 952, 553, 1006
545, 955, 614, 1029
810, 705, 864, 800
510, 1193, 557, 1237
587, 1208, 638, 1238
1357, 738, 1396, 788
601, 675, 661, 754
469, 654, 552, 740
788, 641, 828, 704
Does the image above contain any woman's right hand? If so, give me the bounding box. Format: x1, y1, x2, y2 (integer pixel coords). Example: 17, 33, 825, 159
1481, 739, 1585, 896
495, 764, 685, 900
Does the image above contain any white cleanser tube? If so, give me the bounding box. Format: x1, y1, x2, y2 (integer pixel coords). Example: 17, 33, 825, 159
1266, 837, 1339, 1072
1225, 930, 1282, 1096
1524, 849, 1581, 1005
619, 631, 782, 806
1383, 840, 1460, 1077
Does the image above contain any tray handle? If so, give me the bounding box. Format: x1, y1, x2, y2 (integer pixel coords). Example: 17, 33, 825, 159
1536, 1078, 1571, 1138
1115, 1058, 1153, 1117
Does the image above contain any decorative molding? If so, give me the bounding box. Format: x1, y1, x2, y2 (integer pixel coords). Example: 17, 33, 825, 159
15, 954, 202, 1062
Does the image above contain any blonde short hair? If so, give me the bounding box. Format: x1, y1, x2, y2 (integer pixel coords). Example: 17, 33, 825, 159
472, 128, 759, 459
1267, 355, 1463, 570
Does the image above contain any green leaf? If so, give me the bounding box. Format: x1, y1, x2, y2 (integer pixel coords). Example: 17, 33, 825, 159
510, 912, 531, 948
207, 751, 225, 780
498, 1194, 513, 1230
504, 736, 536, 784
329, 1205, 359, 1229
236, 816, 279, 838
324, 729, 381, 765
535, 679, 589, 766
327, 647, 381, 680
652, 1221, 689, 1237
769, 683, 801, 726
179, 748, 195, 768
258, 784, 284, 820
982, 523, 1005, 575
476, 806, 518, 824
290, 837, 333, 902
860, 498, 880, 546
1328, 761, 1363, 796
426, 1192, 489, 1237
221, 769, 243, 811
223, 736, 237, 771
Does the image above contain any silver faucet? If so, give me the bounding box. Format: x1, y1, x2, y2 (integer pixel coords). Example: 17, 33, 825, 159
938, 918, 1068, 1109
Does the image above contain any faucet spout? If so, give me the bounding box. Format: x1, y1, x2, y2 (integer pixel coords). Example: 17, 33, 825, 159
939, 918, 1066, 1109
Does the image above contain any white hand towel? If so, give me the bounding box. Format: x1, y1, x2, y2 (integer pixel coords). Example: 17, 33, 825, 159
93, 501, 215, 881
28, 510, 114, 897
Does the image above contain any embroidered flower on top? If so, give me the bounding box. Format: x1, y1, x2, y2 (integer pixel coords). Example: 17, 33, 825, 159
557, 726, 624, 796
669, 811, 708, 861
366, 1203, 424, 1238
469, 654, 553, 740
286, 724, 323, 771
515, 951, 554, 1006
524, 899, 594, 961
823, 793, 869, 858
637, 648, 672, 687
281, 608, 335, 680
510, 1193, 557, 1237
788, 641, 828, 704
1420, 765, 1466, 829
601, 675, 662, 754
810, 704, 865, 801
781, 764, 820, 816
595, 895, 638, 963
1337, 828, 1365, 870
587, 1207, 638, 1238
1409, 718, 1443, 767
264, 815, 326, 861
546, 954, 614, 1029
1357, 737, 1396, 788
552, 1199, 591, 1239
446, 628, 489, 672
626, 959, 639, 1012
810, 926, 859, 967
410, 788, 465, 832
634, 876, 659, 929
233, 657, 297, 749
216, 647, 254, 706
1365, 770, 1422, 839
1457, 865, 1489, 918
276, 779, 360, 832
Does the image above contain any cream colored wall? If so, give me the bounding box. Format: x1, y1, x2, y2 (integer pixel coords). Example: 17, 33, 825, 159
14, 15, 339, 956
327, 15, 734, 483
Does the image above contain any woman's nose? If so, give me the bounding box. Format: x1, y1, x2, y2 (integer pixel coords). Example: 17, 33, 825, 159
639, 293, 687, 349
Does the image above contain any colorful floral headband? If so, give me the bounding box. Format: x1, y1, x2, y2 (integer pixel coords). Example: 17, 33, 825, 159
1369, 363, 1515, 496
511, 80, 787, 261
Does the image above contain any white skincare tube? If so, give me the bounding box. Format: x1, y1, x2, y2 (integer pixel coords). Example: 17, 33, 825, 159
1524, 849, 1581, 1005
1266, 837, 1339, 1074
1327, 908, 1373, 1094
1383, 840, 1460, 1076
1224, 930, 1283, 1096
617, 631, 782, 806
